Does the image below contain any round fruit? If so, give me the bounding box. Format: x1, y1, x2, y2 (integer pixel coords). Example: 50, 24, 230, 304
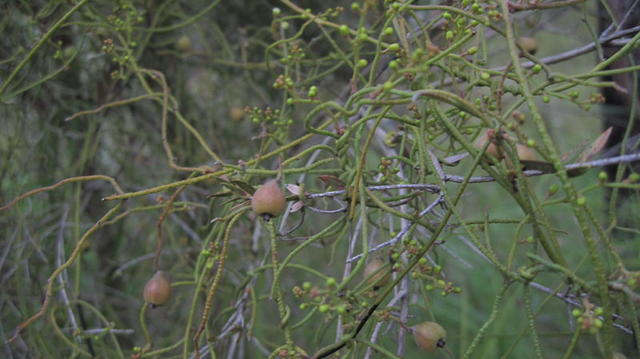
229, 106, 245, 122
516, 144, 536, 161
363, 258, 390, 288
143, 270, 172, 306
175, 35, 192, 53
517, 36, 538, 55
505, 143, 538, 169
251, 179, 286, 218
474, 130, 501, 160
413, 321, 447, 352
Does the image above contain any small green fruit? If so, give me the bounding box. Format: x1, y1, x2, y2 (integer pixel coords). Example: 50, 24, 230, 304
387, 43, 400, 52
413, 321, 447, 352
531, 64, 542, 73
143, 270, 172, 306
251, 179, 286, 218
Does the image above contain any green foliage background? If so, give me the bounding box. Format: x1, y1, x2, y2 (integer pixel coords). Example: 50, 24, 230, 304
1, 0, 639, 358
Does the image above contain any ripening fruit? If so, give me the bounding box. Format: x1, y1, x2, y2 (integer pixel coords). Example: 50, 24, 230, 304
413, 321, 447, 352
229, 106, 245, 122
517, 36, 538, 55
363, 258, 390, 289
475, 130, 539, 169
505, 144, 538, 169
516, 144, 536, 161
143, 270, 172, 306
251, 179, 286, 219
474, 129, 501, 160
175, 35, 192, 53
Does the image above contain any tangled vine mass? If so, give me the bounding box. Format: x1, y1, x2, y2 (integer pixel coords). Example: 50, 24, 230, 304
1, 0, 640, 358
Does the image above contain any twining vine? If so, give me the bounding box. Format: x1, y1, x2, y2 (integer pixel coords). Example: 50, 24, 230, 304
2, 0, 640, 358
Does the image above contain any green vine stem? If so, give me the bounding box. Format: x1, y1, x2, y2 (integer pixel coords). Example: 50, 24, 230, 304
310, 130, 499, 359
4, 2, 640, 358
1, 175, 124, 212
8, 202, 124, 342
49, 298, 127, 359
499, 1, 613, 354
462, 283, 511, 359
560, 326, 582, 359
266, 220, 294, 350
193, 209, 247, 358
139, 303, 152, 353
0, 0, 90, 97
523, 285, 544, 359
